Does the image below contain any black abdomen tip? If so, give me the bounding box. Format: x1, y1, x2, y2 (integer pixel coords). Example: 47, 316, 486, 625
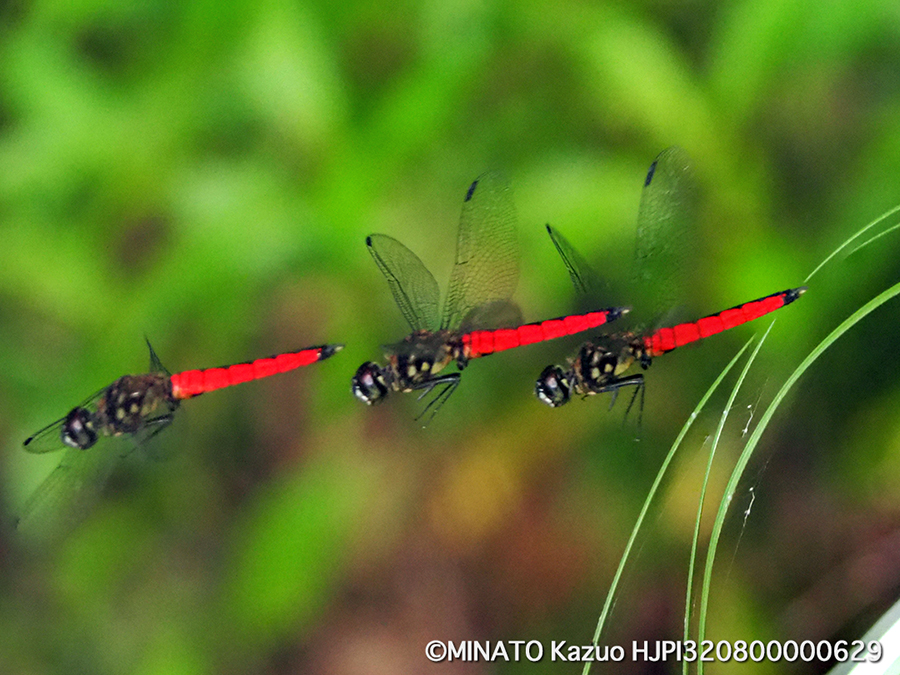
365, 235, 374, 247
465, 179, 479, 201
784, 287, 808, 305
320, 344, 345, 360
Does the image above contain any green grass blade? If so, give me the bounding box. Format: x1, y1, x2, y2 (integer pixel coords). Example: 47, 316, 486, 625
696, 281, 900, 672
582, 340, 752, 675
805, 203, 900, 283
682, 324, 773, 674
845, 219, 900, 258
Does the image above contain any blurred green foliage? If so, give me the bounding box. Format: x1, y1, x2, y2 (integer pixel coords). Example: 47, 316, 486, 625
1, 0, 900, 672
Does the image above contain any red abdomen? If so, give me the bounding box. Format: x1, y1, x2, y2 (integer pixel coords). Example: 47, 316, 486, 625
644, 287, 806, 356
170, 345, 341, 399
462, 308, 628, 358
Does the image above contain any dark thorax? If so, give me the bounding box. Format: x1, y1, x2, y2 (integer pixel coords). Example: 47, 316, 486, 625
571, 334, 650, 396
95, 374, 176, 437
386, 330, 457, 392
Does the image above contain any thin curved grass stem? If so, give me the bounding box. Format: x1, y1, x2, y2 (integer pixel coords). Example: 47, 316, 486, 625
582, 341, 752, 675
682, 325, 772, 675
696, 281, 900, 674
805, 203, 900, 283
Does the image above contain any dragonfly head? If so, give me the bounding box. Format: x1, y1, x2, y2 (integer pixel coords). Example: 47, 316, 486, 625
352, 362, 390, 405
535, 365, 572, 407
61, 407, 98, 449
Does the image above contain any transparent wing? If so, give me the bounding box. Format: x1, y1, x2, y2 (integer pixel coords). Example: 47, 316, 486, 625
17, 414, 175, 545
366, 234, 441, 333
15, 445, 123, 546
459, 299, 524, 332
631, 146, 698, 324
545, 224, 609, 298
145, 338, 171, 376
21, 415, 70, 454
441, 172, 519, 330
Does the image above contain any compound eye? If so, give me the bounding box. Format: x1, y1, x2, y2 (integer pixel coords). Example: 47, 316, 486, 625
351, 362, 389, 405
61, 407, 98, 449
535, 365, 571, 407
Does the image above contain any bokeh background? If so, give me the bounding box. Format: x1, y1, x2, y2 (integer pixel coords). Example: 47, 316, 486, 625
1, 0, 899, 672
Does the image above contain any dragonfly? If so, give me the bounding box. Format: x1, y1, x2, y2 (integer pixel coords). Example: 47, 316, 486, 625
351, 172, 629, 420
17, 341, 342, 540
24, 342, 343, 452
534, 148, 807, 410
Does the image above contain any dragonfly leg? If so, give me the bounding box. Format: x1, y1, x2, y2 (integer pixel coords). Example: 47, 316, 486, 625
595, 375, 646, 431
623, 376, 646, 434
144, 413, 174, 437
123, 412, 177, 460
608, 388, 619, 411
127, 412, 176, 452
412, 374, 461, 425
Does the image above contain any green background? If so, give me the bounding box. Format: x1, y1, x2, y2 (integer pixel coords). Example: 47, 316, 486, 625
1, 0, 899, 672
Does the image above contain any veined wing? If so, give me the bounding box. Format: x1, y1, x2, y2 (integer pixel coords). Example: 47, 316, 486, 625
458, 299, 523, 333
631, 146, 697, 324
545, 224, 609, 299
145, 338, 171, 376
15, 444, 124, 546
441, 172, 519, 330
366, 234, 441, 333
